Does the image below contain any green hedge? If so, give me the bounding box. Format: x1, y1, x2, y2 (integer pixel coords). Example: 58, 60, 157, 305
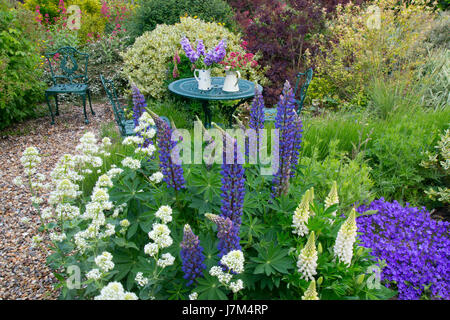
0, 2, 45, 130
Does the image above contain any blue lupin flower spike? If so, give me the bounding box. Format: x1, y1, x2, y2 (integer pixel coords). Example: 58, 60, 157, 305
180, 224, 207, 286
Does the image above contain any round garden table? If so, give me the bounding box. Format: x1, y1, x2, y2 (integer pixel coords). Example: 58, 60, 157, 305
168, 77, 262, 128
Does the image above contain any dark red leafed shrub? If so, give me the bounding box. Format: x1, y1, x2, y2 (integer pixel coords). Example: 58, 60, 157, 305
227, 0, 365, 106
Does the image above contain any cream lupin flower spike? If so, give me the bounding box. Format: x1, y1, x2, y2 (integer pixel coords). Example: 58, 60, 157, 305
292, 188, 314, 236
324, 181, 339, 214
302, 279, 319, 300
334, 208, 358, 266
297, 231, 318, 281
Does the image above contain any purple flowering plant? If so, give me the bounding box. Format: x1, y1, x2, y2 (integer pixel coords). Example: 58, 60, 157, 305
357, 199, 450, 300
180, 36, 227, 69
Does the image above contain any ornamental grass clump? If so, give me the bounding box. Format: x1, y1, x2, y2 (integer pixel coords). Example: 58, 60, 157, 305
357, 198, 450, 300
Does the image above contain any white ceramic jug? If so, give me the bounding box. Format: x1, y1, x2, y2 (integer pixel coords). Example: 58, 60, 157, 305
194, 69, 212, 91
222, 70, 241, 92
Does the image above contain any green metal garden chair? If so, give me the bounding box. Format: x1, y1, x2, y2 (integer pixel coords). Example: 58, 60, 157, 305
264, 67, 313, 121
44, 46, 94, 125
100, 74, 135, 137
100, 75, 171, 137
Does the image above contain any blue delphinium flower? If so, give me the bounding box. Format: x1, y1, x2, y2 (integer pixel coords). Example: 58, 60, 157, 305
357, 198, 450, 300
180, 37, 199, 63
196, 39, 206, 56
151, 113, 185, 191
271, 80, 300, 197
206, 213, 241, 259
204, 39, 227, 66
180, 224, 207, 286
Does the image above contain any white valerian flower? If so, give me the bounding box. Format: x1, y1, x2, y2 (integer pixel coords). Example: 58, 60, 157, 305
51, 178, 81, 202
122, 136, 144, 146
95, 252, 115, 272
101, 137, 112, 147
107, 167, 123, 179
94, 282, 137, 300
297, 232, 318, 281
96, 174, 113, 188
103, 224, 116, 237
91, 187, 109, 203
220, 250, 245, 274
144, 242, 159, 257
121, 157, 141, 170
155, 205, 172, 224
120, 219, 130, 228
135, 272, 149, 287
149, 171, 164, 184
112, 203, 127, 218
324, 181, 339, 219
157, 253, 175, 268
20, 147, 41, 174
302, 279, 319, 300
209, 266, 232, 284
334, 208, 358, 266
229, 279, 244, 293
189, 292, 198, 300
135, 145, 156, 157
86, 268, 102, 280
292, 188, 314, 236
49, 232, 67, 242
41, 207, 53, 220
123, 292, 138, 300
55, 203, 80, 220
148, 223, 172, 248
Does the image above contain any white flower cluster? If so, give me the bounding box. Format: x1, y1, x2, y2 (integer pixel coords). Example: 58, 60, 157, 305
334, 209, 358, 266
155, 205, 172, 224
86, 268, 102, 281
209, 250, 245, 294
134, 112, 156, 140
220, 250, 245, 274
94, 251, 115, 272
149, 171, 164, 184
135, 272, 149, 287
292, 188, 314, 237
157, 253, 175, 268
297, 232, 318, 281
49, 232, 66, 242
20, 147, 41, 176
144, 242, 159, 257
121, 157, 141, 170
122, 136, 144, 146
135, 144, 156, 157
94, 282, 138, 300
148, 223, 173, 249
189, 292, 198, 300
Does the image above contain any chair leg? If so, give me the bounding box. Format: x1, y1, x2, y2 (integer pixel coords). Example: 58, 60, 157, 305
54, 95, 59, 116
45, 93, 55, 125
81, 94, 89, 124
87, 89, 95, 115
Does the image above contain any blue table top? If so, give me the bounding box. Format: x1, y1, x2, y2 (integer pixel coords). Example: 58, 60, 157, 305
168, 77, 262, 101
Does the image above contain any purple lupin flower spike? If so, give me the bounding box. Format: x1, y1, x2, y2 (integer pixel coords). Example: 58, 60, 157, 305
247, 88, 265, 159
132, 85, 147, 128
220, 133, 245, 227
180, 224, 207, 286
357, 198, 450, 300
271, 80, 298, 198
150, 112, 185, 191
206, 214, 241, 259
132, 85, 153, 150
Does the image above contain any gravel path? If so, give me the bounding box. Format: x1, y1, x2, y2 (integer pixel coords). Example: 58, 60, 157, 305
0, 101, 115, 299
